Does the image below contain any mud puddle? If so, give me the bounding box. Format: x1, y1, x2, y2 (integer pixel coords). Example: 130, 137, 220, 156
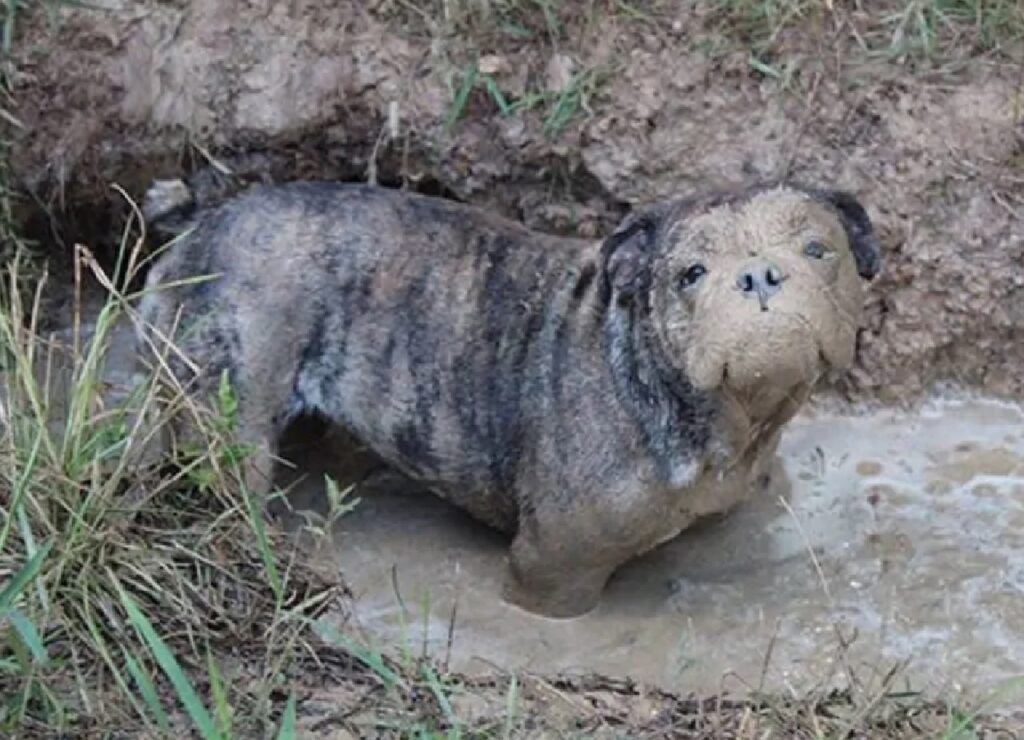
31, 304, 1024, 704
281, 398, 1024, 703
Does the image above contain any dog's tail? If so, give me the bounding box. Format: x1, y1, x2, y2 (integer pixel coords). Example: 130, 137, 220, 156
142, 178, 198, 238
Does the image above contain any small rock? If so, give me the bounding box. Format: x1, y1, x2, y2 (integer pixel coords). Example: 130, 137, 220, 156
545, 52, 576, 93
477, 54, 507, 76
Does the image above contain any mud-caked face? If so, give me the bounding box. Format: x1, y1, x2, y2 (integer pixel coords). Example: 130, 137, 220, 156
602, 185, 881, 397
660, 188, 879, 393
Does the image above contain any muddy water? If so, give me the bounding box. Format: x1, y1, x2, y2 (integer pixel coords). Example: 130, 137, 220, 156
280, 398, 1024, 704
36, 308, 1024, 704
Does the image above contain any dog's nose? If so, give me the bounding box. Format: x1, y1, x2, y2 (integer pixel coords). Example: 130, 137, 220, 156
736, 261, 785, 311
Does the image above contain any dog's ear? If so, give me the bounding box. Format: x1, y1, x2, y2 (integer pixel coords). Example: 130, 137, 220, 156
600, 205, 669, 303
810, 188, 882, 281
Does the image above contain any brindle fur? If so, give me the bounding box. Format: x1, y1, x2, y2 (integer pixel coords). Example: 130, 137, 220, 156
136, 179, 881, 618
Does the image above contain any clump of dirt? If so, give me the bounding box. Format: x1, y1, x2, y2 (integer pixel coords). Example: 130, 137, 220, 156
5, 4, 1024, 400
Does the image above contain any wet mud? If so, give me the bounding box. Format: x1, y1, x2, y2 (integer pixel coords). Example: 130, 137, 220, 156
277, 393, 1024, 705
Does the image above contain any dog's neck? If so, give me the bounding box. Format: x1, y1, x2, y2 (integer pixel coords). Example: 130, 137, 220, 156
712, 380, 812, 466
602, 298, 717, 480
602, 296, 808, 479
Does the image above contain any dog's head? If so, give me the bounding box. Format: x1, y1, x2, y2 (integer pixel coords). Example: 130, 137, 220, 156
600, 184, 881, 402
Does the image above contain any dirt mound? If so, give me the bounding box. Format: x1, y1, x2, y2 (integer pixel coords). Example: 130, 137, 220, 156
6, 0, 1024, 403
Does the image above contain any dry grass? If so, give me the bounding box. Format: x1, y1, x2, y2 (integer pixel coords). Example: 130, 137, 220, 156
690, 0, 1024, 87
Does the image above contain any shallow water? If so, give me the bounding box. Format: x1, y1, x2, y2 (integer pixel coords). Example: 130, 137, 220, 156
280, 397, 1024, 704
36, 308, 1024, 705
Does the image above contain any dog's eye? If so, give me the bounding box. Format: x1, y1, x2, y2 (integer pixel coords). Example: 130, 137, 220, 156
679, 263, 707, 288
803, 241, 831, 259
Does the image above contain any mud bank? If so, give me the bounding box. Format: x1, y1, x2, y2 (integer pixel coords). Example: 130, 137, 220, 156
5, 0, 1024, 405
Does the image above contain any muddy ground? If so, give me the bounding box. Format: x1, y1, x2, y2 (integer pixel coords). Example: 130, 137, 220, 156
4, 0, 1024, 735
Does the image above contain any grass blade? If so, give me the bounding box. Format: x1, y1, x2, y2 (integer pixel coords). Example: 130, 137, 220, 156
206, 650, 233, 737
445, 62, 478, 133
421, 663, 460, 739
275, 693, 298, 740
117, 587, 221, 740
0, 431, 43, 554
943, 677, 1024, 739
122, 648, 173, 734
314, 623, 401, 689
2, 0, 16, 55
5, 609, 47, 665
84, 606, 159, 730
242, 485, 283, 602
482, 76, 511, 115
502, 675, 518, 739
0, 540, 52, 611
748, 55, 782, 78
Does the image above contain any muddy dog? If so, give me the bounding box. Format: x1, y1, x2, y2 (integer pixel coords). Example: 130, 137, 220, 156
136, 178, 880, 618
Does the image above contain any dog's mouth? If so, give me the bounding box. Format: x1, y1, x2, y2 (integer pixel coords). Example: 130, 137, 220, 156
699, 337, 828, 396
718, 351, 825, 388
714, 348, 827, 423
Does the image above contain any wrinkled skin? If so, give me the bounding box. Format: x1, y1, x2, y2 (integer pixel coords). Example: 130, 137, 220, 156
135, 178, 880, 619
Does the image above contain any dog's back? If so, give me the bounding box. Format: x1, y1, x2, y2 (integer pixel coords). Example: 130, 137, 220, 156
137, 181, 600, 530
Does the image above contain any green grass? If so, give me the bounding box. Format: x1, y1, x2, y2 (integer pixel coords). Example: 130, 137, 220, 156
444, 58, 608, 137
390, 0, 641, 138
880, 0, 1024, 59
1, 0, 88, 60
396, 0, 570, 44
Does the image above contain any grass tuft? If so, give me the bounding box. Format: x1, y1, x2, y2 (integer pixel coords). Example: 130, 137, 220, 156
881, 0, 1024, 60
697, 0, 1024, 67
